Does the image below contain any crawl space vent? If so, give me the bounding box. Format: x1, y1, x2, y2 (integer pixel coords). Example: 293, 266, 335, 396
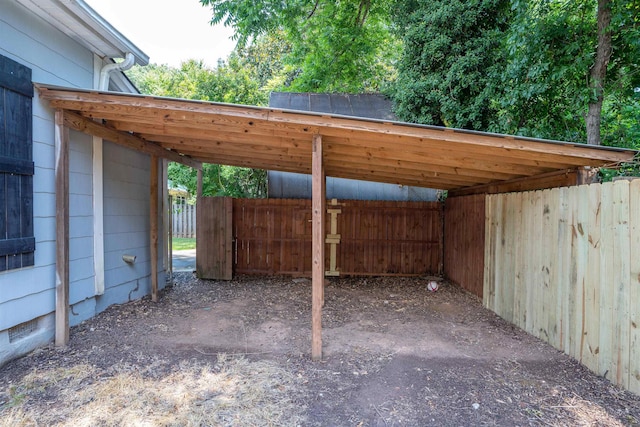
8, 319, 38, 343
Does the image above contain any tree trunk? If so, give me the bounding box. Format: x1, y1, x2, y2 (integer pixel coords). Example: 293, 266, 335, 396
586, 0, 612, 145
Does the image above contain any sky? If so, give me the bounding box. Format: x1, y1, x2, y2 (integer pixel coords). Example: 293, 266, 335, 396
87, 0, 237, 67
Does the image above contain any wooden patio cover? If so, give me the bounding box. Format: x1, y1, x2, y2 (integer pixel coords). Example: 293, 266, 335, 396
38, 84, 637, 359
37, 84, 637, 195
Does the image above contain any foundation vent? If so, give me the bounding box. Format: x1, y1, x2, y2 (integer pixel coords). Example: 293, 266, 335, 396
8, 319, 38, 343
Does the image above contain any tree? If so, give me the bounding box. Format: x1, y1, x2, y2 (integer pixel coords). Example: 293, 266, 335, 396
200, 0, 399, 92
127, 58, 271, 198
390, 0, 510, 130
497, 0, 640, 145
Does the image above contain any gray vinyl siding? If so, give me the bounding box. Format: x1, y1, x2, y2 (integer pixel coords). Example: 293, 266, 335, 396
0, 1, 94, 333
98, 141, 163, 313
0, 1, 162, 365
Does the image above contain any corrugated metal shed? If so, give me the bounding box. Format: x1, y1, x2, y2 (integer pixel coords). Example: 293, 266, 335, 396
268, 92, 439, 201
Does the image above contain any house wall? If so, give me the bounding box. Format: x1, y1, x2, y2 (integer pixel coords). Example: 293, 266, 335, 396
484, 180, 640, 394
0, 1, 164, 367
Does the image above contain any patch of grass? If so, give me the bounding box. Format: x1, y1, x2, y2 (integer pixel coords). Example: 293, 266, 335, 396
172, 238, 196, 251
0, 355, 306, 427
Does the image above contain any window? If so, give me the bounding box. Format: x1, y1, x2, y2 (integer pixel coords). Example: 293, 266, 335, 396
0, 54, 34, 271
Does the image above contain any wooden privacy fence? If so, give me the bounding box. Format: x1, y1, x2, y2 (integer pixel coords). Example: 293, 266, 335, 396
484, 180, 640, 394
444, 194, 485, 297
200, 198, 443, 277
172, 203, 196, 238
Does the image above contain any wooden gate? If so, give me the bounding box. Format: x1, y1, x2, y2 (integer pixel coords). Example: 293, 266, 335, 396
196, 197, 233, 280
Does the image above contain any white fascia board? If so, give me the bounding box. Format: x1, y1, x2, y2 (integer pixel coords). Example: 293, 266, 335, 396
15, 0, 149, 65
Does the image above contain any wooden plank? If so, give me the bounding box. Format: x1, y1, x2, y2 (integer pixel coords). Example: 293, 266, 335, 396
444, 195, 485, 297
37, 85, 635, 164
0, 55, 33, 96
523, 190, 535, 335
512, 191, 524, 326
225, 197, 234, 279
54, 110, 69, 347
599, 182, 615, 378
197, 197, 233, 280
5, 174, 22, 270
558, 187, 572, 352
572, 186, 589, 361
483, 195, 495, 309
531, 190, 545, 340
612, 180, 630, 388
449, 169, 580, 197
36, 85, 637, 193
540, 188, 555, 347
557, 187, 569, 351
62, 110, 202, 170
0, 156, 34, 175
490, 194, 504, 311
629, 179, 640, 394
168, 195, 173, 276
311, 134, 325, 361
0, 237, 35, 256
582, 183, 602, 374
499, 193, 513, 323
150, 155, 159, 303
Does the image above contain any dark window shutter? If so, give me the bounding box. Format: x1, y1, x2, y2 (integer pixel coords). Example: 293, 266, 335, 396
0, 55, 34, 271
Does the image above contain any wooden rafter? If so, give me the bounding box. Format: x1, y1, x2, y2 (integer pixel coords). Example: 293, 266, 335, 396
62, 110, 201, 170
36, 85, 637, 192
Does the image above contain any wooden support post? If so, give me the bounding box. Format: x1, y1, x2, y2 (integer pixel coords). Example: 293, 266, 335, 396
54, 110, 69, 346
312, 134, 325, 361
150, 155, 159, 302
162, 159, 169, 279
168, 195, 173, 278
577, 166, 597, 185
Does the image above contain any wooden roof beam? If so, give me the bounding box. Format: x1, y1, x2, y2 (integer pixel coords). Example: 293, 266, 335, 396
448, 168, 583, 197
62, 110, 202, 169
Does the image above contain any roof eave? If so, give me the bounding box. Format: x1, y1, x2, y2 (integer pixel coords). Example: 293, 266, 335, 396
15, 0, 149, 65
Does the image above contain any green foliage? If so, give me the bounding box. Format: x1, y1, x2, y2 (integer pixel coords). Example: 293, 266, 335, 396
391, 0, 510, 129
494, 0, 598, 140
200, 0, 399, 92
127, 58, 270, 198
494, 0, 640, 144
127, 58, 267, 105
167, 161, 267, 199
391, 0, 640, 153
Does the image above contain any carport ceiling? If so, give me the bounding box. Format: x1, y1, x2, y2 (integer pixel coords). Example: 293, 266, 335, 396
37, 84, 637, 191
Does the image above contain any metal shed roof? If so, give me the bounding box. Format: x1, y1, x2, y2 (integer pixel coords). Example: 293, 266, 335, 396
37, 84, 637, 193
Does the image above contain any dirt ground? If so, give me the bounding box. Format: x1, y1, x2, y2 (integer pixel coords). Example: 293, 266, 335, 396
1, 273, 639, 426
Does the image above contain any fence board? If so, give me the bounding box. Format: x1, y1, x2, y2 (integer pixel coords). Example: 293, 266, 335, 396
444, 195, 485, 297
573, 186, 589, 360
172, 203, 196, 238
232, 199, 442, 277
512, 191, 524, 326
544, 188, 558, 349
599, 182, 615, 378
485, 180, 640, 394
556, 188, 577, 352
612, 180, 630, 388
629, 179, 640, 394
